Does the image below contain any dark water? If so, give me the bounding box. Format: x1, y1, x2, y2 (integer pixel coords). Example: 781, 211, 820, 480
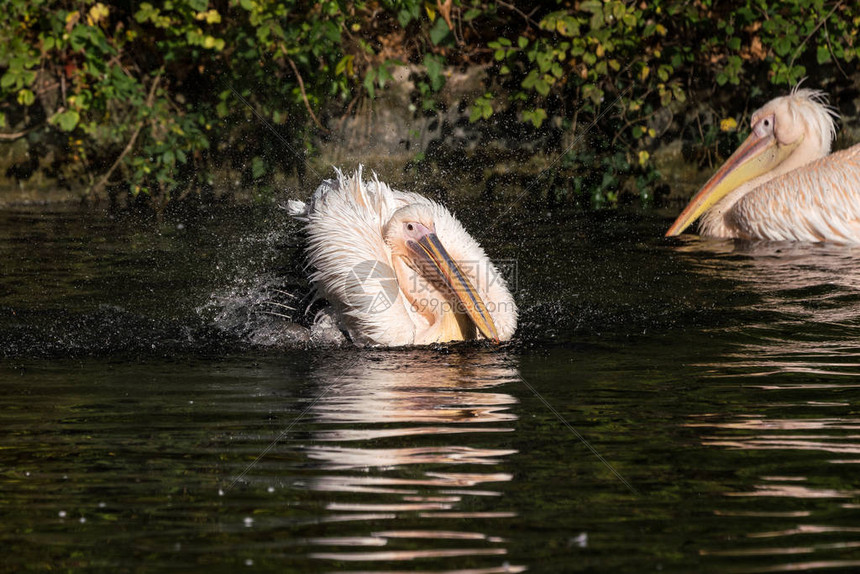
2, 202, 860, 573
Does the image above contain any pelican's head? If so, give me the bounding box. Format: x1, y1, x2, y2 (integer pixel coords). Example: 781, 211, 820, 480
666, 88, 839, 237
383, 204, 500, 343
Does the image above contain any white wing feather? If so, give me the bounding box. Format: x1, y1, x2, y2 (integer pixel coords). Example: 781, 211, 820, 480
296, 167, 418, 346
291, 166, 517, 345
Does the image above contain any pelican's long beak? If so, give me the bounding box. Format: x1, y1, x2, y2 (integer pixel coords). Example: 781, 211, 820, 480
407, 232, 500, 343
665, 129, 799, 236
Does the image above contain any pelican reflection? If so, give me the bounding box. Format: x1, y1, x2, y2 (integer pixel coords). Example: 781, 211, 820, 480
673, 239, 860, 570
291, 350, 524, 572
674, 239, 860, 377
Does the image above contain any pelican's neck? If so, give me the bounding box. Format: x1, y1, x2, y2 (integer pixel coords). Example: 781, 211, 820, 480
391, 254, 476, 344
701, 137, 829, 238
700, 182, 758, 237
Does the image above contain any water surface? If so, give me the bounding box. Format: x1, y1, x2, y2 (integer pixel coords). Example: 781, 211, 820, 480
2, 203, 860, 572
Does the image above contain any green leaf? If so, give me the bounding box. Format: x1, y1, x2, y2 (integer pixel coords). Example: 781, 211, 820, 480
536, 49, 552, 73
251, 156, 266, 179
463, 8, 481, 21
522, 69, 539, 90
469, 93, 493, 123
397, 9, 413, 27
581, 0, 602, 15
429, 18, 451, 46
424, 54, 444, 91
773, 37, 791, 57
363, 67, 377, 99
1, 72, 17, 89
17, 89, 35, 106
523, 108, 547, 128
817, 45, 831, 64
51, 110, 80, 132
335, 54, 354, 76
535, 78, 550, 96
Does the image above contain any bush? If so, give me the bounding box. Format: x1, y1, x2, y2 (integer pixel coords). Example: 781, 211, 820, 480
0, 0, 857, 205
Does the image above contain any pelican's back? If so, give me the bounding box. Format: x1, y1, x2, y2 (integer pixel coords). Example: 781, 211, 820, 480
729, 144, 860, 243
290, 168, 421, 345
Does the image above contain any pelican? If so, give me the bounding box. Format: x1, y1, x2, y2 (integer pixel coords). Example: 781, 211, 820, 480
287, 167, 517, 346
666, 88, 860, 242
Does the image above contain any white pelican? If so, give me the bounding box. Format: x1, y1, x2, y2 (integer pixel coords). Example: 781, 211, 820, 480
287, 167, 517, 346
666, 88, 860, 242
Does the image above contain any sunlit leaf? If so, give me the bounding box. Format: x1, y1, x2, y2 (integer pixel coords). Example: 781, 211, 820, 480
720, 118, 738, 132
51, 110, 80, 132
17, 89, 35, 106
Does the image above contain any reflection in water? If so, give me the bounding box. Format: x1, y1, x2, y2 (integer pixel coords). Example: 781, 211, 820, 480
293, 350, 524, 572
678, 239, 860, 359
675, 239, 860, 571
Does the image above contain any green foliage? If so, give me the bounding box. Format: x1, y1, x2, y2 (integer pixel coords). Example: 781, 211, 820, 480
0, 0, 857, 205
469, 93, 494, 123
442, 0, 858, 204
0, 0, 350, 200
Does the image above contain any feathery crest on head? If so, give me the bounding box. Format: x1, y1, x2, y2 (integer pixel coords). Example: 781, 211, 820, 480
785, 85, 840, 146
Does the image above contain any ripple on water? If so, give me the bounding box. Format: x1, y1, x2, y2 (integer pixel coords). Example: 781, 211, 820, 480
223, 350, 524, 573
674, 238, 860, 571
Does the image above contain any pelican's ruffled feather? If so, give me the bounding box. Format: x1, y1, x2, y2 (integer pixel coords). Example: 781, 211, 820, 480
291, 167, 517, 346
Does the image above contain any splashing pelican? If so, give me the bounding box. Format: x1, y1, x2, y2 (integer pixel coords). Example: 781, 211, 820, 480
288, 167, 517, 346
666, 88, 860, 242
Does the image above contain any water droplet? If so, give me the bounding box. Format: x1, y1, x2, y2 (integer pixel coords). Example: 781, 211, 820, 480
243, 517, 253, 527
218, 489, 225, 496
245, 559, 254, 566
267, 486, 275, 493
58, 510, 67, 518
79, 517, 86, 524
569, 532, 588, 548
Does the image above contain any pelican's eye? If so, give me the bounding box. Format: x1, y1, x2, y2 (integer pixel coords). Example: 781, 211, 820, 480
403, 221, 432, 238
753, 114, 774, 138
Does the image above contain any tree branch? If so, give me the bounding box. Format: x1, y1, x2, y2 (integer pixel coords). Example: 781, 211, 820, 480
0, 126, 38, 141
284, 51, 329, 133
91, 73, 162, 198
